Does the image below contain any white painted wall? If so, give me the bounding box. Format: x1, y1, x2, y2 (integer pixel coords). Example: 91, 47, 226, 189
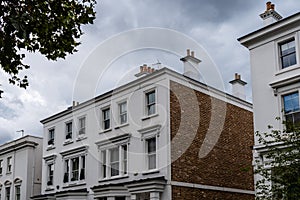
0, 135, 43, 200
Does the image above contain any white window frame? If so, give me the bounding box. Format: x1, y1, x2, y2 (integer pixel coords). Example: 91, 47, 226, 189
48, 128, 55, 146
63, 154, 86, 184
118, 101, 128, 125
281, 89, 300, 131
146, 137, 157, 170
78, 116, 86, 136
65, 121, 73, 140
275, 33, 299, 73
145, 89, 157, 116
5, 187, 10, 200
97, 134, 130, 180
102, 107, 111, 130
6, 157, 12, 174
15, 185, 21, 200
47, 162, 54, 186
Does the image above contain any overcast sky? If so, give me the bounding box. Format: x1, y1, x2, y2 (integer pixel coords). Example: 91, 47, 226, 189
0, 0, 299, 144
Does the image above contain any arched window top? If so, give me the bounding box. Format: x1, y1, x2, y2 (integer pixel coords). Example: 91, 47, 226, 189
14, 178, 22, 184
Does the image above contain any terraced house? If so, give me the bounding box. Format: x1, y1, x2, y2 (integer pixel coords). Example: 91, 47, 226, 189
32, 51, 254, 200
0, 135, 43, 200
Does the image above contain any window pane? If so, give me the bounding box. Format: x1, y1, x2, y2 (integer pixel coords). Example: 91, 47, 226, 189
110, 148, 119, 162
280, 39, 297, 69
147, 91, 155, 104
101, 151, 106, 178
283, 92, 299, 113
148, 104, 155, 115
71, 157, 79, 181
148, 154, 156, 170
147, 138, 156, 153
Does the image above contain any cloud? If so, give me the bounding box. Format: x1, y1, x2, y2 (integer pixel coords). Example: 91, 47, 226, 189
1, 0, 299, 143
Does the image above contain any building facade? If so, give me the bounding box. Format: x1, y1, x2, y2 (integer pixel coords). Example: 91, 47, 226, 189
33, 51, 254, 200
239, 1, 300, 193
0, 135, 43, 200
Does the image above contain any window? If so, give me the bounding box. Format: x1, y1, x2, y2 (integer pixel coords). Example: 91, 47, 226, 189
64, 155, 85, 183
102, 108, 110, 130
78, 117, 86, 135
146, 138, 156, 170
65, 122, 72, 140
146, 90, 156, 116
5, 187, 10, 200
15, 185, 21, 200
7, 157, 12, 173
47, 163, 54, 186
48, 128, 55, 145
100, 144, 128, 179
280, 39, 297, 69
0, 159, 3, 175
283, 92, 300, 131
119, 102, 127, 124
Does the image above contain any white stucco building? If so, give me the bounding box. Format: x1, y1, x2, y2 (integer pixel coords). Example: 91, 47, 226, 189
239, 1, 300, 192
33, 51, 255, 200
0, 135, 43, 200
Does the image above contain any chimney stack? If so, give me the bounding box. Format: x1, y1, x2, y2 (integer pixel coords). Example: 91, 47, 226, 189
135, 64, 156, 77
229, 73, 247, 100
180, 49, 201, 81
260, 2, 282, 26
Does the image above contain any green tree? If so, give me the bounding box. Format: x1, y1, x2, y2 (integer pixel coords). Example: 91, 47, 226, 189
255, 121, 300, 200
0, 0, 96, 97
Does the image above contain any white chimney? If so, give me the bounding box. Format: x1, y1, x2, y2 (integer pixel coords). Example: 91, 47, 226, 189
229, 73, 247, 100
180, 49, 201, 81
260, 2, 282, 26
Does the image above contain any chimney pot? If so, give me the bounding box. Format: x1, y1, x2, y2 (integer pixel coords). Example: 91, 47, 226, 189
151, 68, 155, 73
235, 73, 238, 80
72, 101, 76, 107
140, 66, 143, 72
271, 4, 275, 10
191, 51, 195, 57
187, 49, 190, 56
266, 2, 272, 10
148, 67, 151, 73
238, 74, 241, 80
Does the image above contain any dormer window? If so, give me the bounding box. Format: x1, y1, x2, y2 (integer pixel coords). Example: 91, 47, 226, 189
279, 38, 296, 69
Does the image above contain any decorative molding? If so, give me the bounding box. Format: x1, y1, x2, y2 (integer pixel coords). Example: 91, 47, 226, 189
96, 134, 131, 149
60, 145, 89, 157
43, 154, 57, 162
138, 124, 161, 140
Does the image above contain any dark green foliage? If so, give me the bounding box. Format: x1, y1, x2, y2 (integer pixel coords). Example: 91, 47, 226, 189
255, 121, 300, 200
0, 0, 96, 97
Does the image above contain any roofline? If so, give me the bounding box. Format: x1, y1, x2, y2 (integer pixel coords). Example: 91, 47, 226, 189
41, 67, 252, 124
238, 12, 300, 47
0, 135, 42, 155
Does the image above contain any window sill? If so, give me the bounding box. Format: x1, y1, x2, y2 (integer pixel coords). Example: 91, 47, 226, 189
99, 128, 112, 134
46, 145, 56, 151
45, 186, 54, 191
142, 169, 160, 175
76, 136, 87, 142
98, 175, 129, 183
63, 139, 74, 146
275, 64, 299, 76
115, 123, 129, 129
62, 181, 86, 189
141, 113, 158, 121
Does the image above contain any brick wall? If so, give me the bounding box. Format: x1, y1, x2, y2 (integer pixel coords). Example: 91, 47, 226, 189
170, 81, 254, 199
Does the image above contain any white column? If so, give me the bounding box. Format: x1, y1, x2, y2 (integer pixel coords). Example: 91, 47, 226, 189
131, 194, 137, 200
150, 192, 160, 200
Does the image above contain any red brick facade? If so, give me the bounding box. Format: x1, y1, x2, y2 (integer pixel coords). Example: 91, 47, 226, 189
170, 81, 254, 199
